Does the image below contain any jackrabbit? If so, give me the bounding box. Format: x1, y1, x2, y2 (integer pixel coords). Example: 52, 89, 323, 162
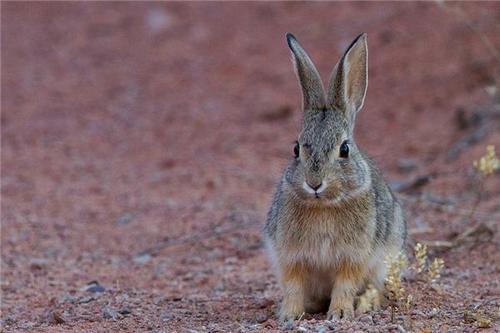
264, 33, 406, 321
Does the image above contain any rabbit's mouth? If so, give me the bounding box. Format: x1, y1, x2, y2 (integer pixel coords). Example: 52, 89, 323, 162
300, 181, 332, 203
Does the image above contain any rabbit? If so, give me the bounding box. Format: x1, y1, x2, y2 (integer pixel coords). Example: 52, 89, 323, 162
264, 33, 406, 322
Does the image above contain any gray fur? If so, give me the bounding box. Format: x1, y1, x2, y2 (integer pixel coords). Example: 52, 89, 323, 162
286, 33, 326, 112
264, 33, 406, 321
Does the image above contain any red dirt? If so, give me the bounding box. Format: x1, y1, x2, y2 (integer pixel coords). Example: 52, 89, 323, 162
1, 2, 499, 332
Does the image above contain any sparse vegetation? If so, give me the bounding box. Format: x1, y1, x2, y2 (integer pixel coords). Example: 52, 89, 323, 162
382, 243, 445, 315
385, 253, 408, 304
473, 145, 499, 176
357, 284, 381, 313
427, 258, 445, 284
413, 243, 428, 274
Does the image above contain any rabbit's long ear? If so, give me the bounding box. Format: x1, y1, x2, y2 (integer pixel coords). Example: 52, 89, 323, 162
286, 33, 326, 112
327, 33, 368, 120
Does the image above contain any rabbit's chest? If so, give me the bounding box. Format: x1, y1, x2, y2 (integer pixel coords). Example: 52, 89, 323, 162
283, 212, 370, 268
302, 233, 340, 266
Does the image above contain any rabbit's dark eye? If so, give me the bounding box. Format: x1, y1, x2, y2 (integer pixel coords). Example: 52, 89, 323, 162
339, 141, 349, 158
294, 141, 300, 158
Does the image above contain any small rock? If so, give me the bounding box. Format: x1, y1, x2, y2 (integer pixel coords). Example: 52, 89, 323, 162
325, 320, 336, 330
427, 308, 439, 318
64, 294, 77, 304
397, 158, 418, 173
256, 298, 273, 309
78, 295, 95, 304
103, 307, 123, 321
118, 306, 132, 316
318, 327, 327, 333
30, 258, 49, 271
282, 321, 295, 330
358, 314, 373, 324
81, 281, 105, 293
255, 313, 268, 323
396, 324, 406, 333
161, 311, 175, 322
48, 311, 65, 325
133, 253, 151, 264
116, 213, 134, 225
410, 309, 425, 317
297, 326, 307, 332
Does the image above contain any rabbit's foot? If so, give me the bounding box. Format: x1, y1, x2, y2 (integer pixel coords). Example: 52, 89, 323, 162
279, 298, 305, 322
327, 300, 354, 320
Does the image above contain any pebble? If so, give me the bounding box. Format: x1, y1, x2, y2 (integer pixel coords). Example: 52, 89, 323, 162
255, 313, 268, 323
398, 158, 418, 173
29, 258, 49, 271
282, 321, 295, 330
396, 324, 407, 333
48, 311, 65, 324
78, 295, 95, 304
82, 281, 105, 293
116, 213, 134, 225
325, 320, 337, 330
133, 253, 152, 264
358, 314, 373, 324
118, 306, 132, 315
427, 307, 439, 318
103, 307, 123, 321
64, 294, 77, 304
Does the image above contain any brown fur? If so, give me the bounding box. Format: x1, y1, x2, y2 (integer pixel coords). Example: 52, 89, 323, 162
264, 33, 406, 322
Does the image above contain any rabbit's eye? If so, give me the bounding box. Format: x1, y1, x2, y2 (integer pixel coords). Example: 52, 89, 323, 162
294, 142, 300, 158
339, 141, 349, 158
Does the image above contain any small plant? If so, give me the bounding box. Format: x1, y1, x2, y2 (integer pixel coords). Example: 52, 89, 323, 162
381, 246, 445, 314
473, 145, 499, 176
428, 258, 445, 283
404, 294, 413, 311
385, 253, 408, 303
468, 145, 499, 223
411, 243, 445, 284
357, 284, 381, 313
414, 243, 428, 273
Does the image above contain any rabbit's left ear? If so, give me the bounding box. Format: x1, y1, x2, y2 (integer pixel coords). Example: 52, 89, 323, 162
327, 33, 368, 119
286, 33, 326, 112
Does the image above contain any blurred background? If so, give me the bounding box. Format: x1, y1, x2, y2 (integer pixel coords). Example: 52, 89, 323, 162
2, 2, 499, 332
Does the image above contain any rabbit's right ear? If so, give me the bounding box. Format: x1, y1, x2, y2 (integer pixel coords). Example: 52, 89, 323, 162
286, 33, 326, 112
327, 33, 368, 120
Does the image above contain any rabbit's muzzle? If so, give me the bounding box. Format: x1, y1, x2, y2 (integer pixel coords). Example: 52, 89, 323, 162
304, 157, 326, 190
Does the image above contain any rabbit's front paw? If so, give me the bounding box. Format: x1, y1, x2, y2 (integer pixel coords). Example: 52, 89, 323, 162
327, 301, 354, 320
279, 299, 305, 322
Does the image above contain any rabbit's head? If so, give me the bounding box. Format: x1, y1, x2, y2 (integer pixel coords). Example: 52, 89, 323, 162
285, 33, 372, 205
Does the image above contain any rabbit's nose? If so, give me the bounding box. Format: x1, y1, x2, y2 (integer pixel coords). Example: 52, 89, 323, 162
303, 181, 326, 194
309, 182, 322, 191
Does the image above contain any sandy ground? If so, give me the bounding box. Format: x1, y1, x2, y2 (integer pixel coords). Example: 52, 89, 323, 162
1, 2, 500, 332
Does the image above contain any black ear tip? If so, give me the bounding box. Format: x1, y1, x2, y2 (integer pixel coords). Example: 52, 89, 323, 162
286, 32, 296, 47
344, 33, 368, 54
356, 32, 367, 41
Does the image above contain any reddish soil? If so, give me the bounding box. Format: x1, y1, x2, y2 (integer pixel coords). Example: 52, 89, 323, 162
1, 2, 499, 332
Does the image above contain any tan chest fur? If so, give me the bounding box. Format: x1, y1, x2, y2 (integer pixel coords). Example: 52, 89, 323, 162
276, 197, 376, 270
